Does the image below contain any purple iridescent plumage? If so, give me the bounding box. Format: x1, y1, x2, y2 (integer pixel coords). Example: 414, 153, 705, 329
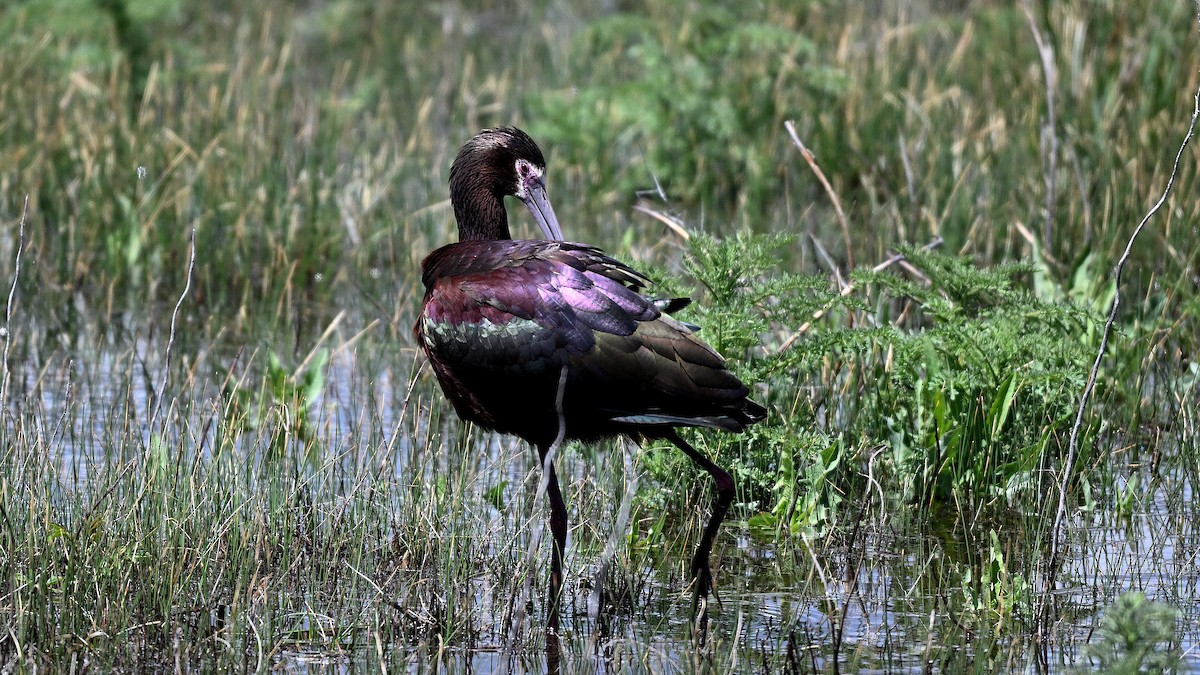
416, 238, 762, 446
413, 127, 766, 637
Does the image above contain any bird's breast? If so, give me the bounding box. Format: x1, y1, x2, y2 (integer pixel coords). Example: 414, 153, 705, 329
419, 301, 570, 378
420, 311, 540, 356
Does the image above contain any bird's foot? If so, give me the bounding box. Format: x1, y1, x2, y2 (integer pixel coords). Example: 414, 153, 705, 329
689, 561, 714, 645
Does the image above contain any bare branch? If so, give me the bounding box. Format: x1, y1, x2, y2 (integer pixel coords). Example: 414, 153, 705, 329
775, 236, 943, 354
633, 203, 692, 241
150, 226, 197, 428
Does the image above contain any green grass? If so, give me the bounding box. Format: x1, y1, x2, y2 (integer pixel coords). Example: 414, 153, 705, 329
3, 0, 1200, 670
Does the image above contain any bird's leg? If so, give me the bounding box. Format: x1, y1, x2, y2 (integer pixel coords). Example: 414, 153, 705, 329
538, 443, 567, 634
539, 366, 570, 635
664, 429, 734, 639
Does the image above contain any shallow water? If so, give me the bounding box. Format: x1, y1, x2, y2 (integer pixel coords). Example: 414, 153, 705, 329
9, 324, 1200, 673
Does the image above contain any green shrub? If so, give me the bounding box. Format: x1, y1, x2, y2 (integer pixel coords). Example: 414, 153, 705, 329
856, 248, 1096, 510
649, 232, 1098, 532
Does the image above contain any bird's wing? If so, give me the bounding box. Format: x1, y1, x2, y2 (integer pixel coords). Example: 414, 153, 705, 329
418, 240, 751, 429
543, 247, 752, 426
577, 305, 752, 429
418, 241, 656, 377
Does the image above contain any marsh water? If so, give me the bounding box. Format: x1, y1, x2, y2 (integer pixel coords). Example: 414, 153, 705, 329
10, 309, 1200, 672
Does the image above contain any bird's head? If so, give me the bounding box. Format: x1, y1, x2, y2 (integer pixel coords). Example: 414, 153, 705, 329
449, 127, 564, 241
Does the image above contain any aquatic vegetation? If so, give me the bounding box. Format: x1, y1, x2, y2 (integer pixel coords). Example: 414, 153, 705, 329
1079, 593, 1181, 674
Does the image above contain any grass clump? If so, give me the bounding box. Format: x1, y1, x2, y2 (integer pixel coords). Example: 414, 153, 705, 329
220, 348, 330, 453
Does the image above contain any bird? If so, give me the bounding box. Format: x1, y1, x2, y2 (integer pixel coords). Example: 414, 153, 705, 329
414, 127, 766, 635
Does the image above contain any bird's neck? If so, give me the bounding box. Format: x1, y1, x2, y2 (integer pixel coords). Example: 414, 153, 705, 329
453, 192, 512, 242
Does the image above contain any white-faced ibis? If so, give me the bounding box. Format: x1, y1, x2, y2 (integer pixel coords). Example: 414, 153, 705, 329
414, 127, 766, 634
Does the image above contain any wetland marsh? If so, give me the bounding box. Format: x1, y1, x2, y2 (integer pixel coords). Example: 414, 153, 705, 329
2, 0, 1200, 671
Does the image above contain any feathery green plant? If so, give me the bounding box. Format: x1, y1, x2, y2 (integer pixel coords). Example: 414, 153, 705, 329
855, 248, 1097, 512
1078, 592, 1181, 674
652, 233, 1098, 532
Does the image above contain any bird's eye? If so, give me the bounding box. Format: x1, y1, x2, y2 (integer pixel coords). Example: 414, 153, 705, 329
513, 159, 541, 198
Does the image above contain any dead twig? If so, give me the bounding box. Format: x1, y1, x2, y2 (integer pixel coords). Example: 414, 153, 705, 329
633, 203, 692, 241
808, 233, 848, 292
2, 196, 28, 410
785, 120, 854, 269
150, 226, 197, 428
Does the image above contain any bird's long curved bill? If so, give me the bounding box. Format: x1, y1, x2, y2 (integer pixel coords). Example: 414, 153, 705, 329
521, 183, 565, 241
